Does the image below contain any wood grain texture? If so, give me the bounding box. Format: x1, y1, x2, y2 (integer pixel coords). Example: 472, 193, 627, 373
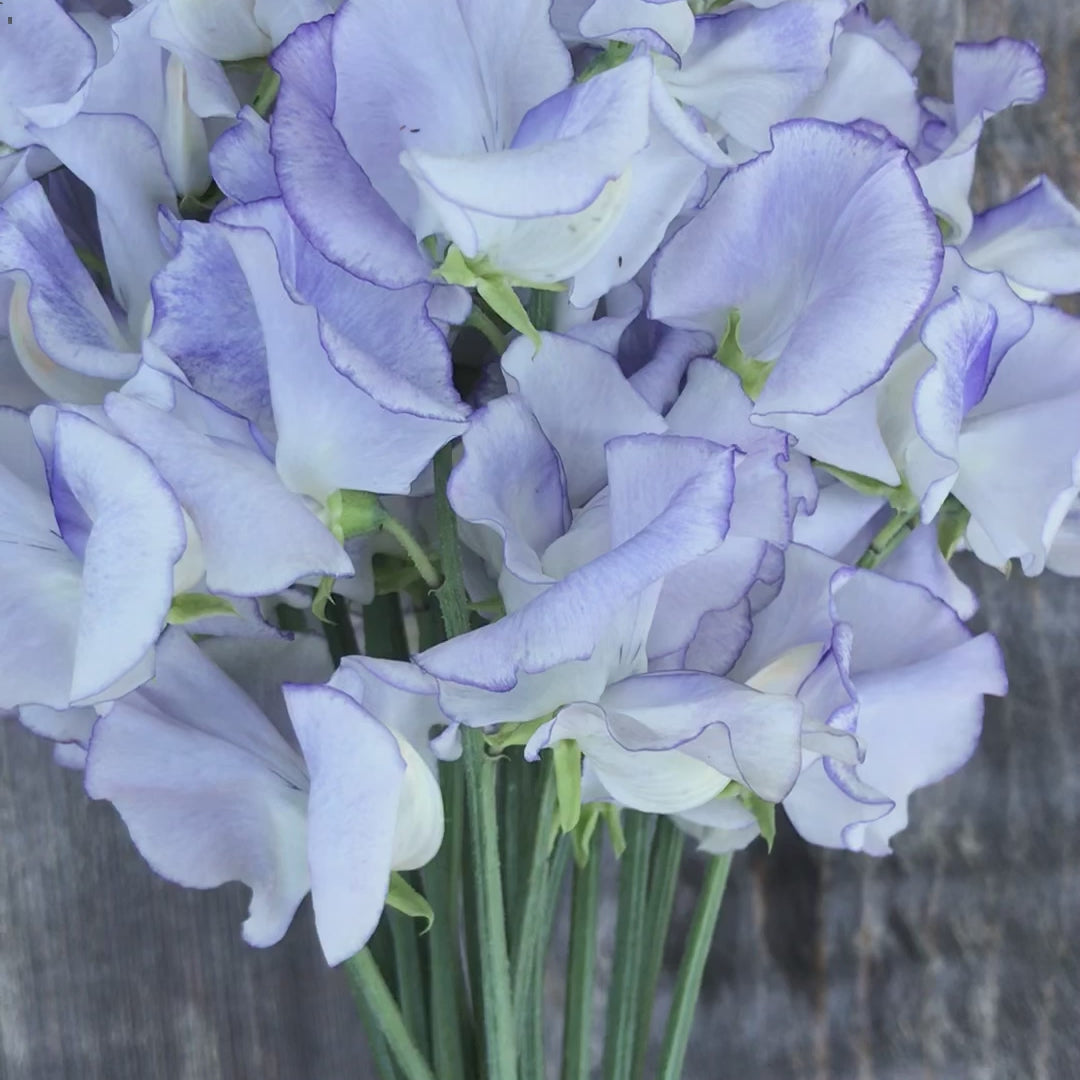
2, 2, 1079, 1077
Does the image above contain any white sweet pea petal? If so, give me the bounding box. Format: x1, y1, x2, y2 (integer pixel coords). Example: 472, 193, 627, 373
85, 631, 312, 948
663, 1, 845, 151
283, 684, 408, 966
953, 306, 1080, 574
963, 176, 1080, 300
528, 701, 732, 814
502, 331, 665, 507
650, 120, 942, 420
46, 410, 187, 704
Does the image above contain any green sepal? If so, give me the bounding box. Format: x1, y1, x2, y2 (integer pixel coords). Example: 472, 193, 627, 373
166, 593, 239, 625
742, 791, 777, 852
178, 184, 225, 223
552, 739, 583, 834
716, 311, 774, 400
433, 245, 566, 349
577, 40, 632, 82
469, 594, 506, 619
485, 717, 546, 752
475, 276, 541, 348
433, 244, 479, 288
818, 462, 919, 513
570, 803, 602, 867
252, 66, 281, 118
937, 495, 971, 560
386, 872, 434, 933
600, 803, 626, 858
935, 213, 958, 243
312, 575, 335, 622
326, 489, 386, 543
721, 784, 776, 852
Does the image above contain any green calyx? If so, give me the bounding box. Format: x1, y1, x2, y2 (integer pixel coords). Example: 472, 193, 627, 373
552, 740, 584, 835
720, 783, 777, 852
326, 489, 386, 543
818, 462, 919, 514
485, 716, 547, 752
716, 311, 774, 400
434, 245, 565, 349
577, 40, 633, 82
386, 872, 434, 932
166, 592, 239, 625
937, 495, 971, 560
570, 802, 626, 866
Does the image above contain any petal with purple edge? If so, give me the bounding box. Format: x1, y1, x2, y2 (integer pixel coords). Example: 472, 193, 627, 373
954, 306, 1080, 574
328, 0, 571, 230
284, 683, 406, 966
85, 631, 311, 948
51, 412, 186, 703
650, 120, 942, 419
104, 385, 353, 596
447, 395, 569, 586
416, 434, 735, 726
666, 1, 845, 151
269, 18, 430, 288
502, 331, 664, 506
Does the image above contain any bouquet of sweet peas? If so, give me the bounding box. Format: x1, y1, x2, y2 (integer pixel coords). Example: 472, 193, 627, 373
4, 0, 1079, 1076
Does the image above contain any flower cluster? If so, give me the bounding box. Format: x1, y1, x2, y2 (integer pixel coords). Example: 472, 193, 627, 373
3, 0, 1077, 974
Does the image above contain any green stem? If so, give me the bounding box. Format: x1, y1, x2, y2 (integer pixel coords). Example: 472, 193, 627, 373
656, 854, 733, 1080
344, 950, 438, 1080
389, 907, 430, 1062
323, 593, 360, 664
381, 514, 442, 590
602, 813, 654, 1080
511, 757, 558, 1026
561, 838, 600, 1080
857, 506, 919, 569
363, 591, 410, 660
433, 440, 517, 1077
520, 839, 570, 1080
460, 729, 518, 1078
631, 818, 684, 1080
421, 763, 470, 1080
353, 980, 401, 1080
432, 444, 471, 639
466, 305, 510, 355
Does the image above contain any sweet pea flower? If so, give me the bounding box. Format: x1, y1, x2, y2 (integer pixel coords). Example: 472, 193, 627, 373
84, 630, 444, 965
915, 38, 1046, 242
650, 118, 943, 444
674, 544, 1006, 854
0, 405, 186, 710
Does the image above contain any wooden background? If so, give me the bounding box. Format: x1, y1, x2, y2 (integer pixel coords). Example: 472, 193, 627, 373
2, 1, 1079, 1076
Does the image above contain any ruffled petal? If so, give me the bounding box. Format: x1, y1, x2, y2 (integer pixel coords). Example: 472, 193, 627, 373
650, 120, 942, 419
84, 631, 311, 948
502, 331, 664, 506
283, 683, 407, 965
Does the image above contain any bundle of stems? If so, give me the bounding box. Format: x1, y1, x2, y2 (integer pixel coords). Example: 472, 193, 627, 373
339, 446, 733, 1080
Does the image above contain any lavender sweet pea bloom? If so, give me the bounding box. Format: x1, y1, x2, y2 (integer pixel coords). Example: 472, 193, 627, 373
961, 176, 1080, 301
650, 119, 943, 431
0, 182, 140, 405
0, 405, 186, 710
268, 1, 696, 302
658, 0, 845, 157
915, 38, 1046, 242
84, 631, 444, 964
417, 421, 738, 727
677, 544, 1006, 854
